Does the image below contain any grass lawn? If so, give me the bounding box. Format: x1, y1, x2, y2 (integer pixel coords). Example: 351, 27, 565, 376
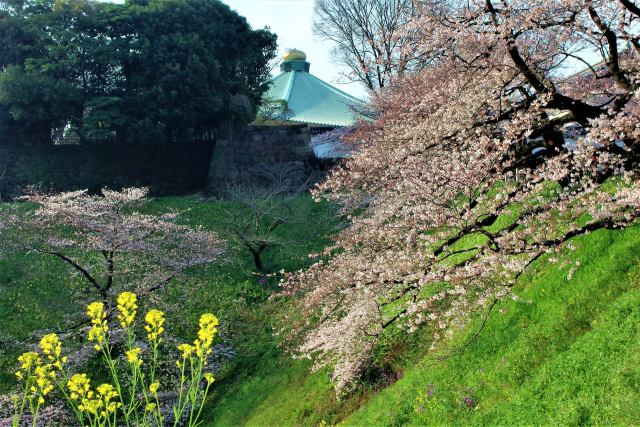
2, 192, 640, 426
205, 220, 640, 425
0, 194, 341, 402
344, 224, 640, 425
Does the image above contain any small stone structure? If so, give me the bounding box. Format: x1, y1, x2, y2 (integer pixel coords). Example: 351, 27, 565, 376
208, 124, 324, 190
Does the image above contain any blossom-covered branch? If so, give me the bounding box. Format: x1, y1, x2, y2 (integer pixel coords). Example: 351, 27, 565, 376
282, 0, 640, 392
1, 187, 224, 306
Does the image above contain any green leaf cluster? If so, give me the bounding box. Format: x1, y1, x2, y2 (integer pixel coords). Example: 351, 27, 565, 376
0, 0, 277, 144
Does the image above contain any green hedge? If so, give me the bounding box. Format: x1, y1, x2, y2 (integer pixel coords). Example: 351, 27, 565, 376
0, 142, 215, 200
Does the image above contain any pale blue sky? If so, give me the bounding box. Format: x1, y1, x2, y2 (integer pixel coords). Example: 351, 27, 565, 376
221, 0, 368, 99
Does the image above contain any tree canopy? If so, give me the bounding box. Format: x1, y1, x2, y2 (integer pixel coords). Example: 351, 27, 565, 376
288, 0, 640, 392
313, 0, 426, 91
0, 0, 277, 144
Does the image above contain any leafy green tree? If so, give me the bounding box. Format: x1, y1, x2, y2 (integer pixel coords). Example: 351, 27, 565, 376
0, 65, 80, 143
0, 0, 277, 145
119, 0, 277, 143
255, 98, 293, 125
80, 96, 126, 142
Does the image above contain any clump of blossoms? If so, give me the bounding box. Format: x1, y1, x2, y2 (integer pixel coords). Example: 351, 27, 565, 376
12, 338, 80, 426
281, 0, 640, 393
87, 302, 109, 352
12, 292, 220, 427
12, 352, 55, 426
117, 292, 137, 329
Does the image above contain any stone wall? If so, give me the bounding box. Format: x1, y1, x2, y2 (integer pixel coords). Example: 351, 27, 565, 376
0, 141, 215, 201
208, 124, 323, 190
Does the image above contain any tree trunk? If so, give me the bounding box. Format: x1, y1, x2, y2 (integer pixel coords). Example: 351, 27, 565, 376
250, 248, 264, 272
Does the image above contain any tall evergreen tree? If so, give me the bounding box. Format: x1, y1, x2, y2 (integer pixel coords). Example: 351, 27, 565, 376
0, 0, 277, 144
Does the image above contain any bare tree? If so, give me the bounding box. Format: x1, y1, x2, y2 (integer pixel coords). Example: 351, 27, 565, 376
313, 0, 427, 91
254, 98, 294, 126
223, 172, 305, 273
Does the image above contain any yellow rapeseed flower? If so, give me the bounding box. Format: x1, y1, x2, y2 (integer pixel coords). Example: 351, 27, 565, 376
125, 347, 142, 367
144, 309, 165, 343
81, 397, 103, 416
204, 373, 215, 385
67, 375, 122, 418
86, 301, 109, 351
17, 351, 40, 371
97, 383, 116, 398
15, 351, 41, 385
67, 373, 92, 402
39, 333, 67, 368
199, 313, 219, 330
27, 363, 56, 406
149, 381, 160, 395
96, 383, 121, 415
87, 302, 106, 324
194, 313, 218, 357
145, 403, 156, 412
177, 343, 195, 359
39, 333, 61, 359
88, 325, 108, 351
116, 292, 137, 328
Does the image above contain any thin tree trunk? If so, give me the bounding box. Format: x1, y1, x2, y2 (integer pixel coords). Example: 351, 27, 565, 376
249, 248, 264, 272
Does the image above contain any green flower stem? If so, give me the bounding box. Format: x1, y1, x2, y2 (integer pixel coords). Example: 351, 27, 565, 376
173, 356, 189, 426
52, 374, 83, 425
123, 327, 141, 425
12, 376, 32, 427
31, 396, 42, 427
154, 391, 163, 427
100, 343, 127, 427
150, 340, 159, 385
188, 357, 205, 426
193, 381, 212, 427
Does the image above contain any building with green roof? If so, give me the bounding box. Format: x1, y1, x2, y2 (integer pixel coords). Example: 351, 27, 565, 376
258, 49, 367, 131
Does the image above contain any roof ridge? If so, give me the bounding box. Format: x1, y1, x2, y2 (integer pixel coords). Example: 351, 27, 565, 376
282, 71, 296, 100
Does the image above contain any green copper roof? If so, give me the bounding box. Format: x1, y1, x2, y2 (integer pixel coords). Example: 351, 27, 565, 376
263, 61, 367, 127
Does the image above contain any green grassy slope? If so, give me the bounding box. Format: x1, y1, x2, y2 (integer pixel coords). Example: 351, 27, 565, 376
2, 194, 640, 426
344, 225, 640, 425
205, 224, 640, 426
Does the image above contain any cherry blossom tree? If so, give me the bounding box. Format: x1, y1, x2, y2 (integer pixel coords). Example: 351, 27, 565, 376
283, 0, 640, 392
1, 187, 224, 305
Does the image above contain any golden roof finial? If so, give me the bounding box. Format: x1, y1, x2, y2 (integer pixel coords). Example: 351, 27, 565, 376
282, 48, 307, 62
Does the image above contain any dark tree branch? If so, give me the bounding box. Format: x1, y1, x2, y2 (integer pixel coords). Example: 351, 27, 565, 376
36, 249, 105, 296
619, 0, 640, 18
